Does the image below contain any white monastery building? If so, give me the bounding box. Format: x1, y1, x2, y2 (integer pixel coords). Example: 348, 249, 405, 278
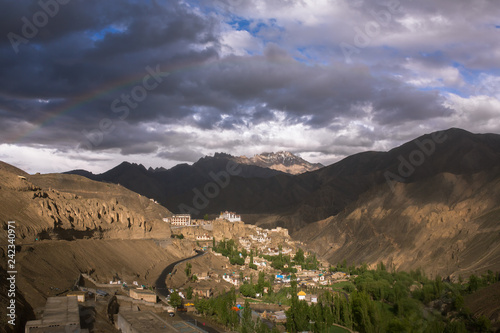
217, 211, 241, 222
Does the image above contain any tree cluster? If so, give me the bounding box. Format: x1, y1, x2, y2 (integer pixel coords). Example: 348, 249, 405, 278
213, 238, 247, 265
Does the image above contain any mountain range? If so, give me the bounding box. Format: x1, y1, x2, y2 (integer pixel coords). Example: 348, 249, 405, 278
2, 127, 500, 280
231, 151, 324, 174
66, 151, 321, 216
67, 128, 500, 223
2, 127, 500, 330
63, 128, 500, 279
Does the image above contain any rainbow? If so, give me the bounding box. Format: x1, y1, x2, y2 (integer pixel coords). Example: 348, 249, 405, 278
7, 54, 295, 145
7, 64, 173, 145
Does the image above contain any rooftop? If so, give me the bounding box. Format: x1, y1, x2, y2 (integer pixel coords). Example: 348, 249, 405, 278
130, 288, 156, 295
25, 296, 81, 332
118, 311, 205, 332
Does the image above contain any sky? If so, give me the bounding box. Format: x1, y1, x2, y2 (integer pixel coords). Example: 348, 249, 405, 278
0, 0, 499, 174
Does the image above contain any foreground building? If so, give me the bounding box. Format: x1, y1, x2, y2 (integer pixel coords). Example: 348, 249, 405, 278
116, 311, 204, 332
129, 289, 157, 303
25, 296, 88, 333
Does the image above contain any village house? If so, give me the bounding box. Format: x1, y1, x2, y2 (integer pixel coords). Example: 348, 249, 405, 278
265, 248, 280, 256
129, 289, 157, 303
239, 237, 252, 250
66, 291, 86, 303
253, 259, 267, 266
297, 291, 306, 300
163, 214, 191, 226
25, 297, 83, 333
270, 226, 289, 237
196, 234, 213, 241
331, 272, 349, 280
193, 287, 213, 298
250, 234, 269, 243
256, 230, 268, 237
272, 310, 287, 323
222, 273, 240, 286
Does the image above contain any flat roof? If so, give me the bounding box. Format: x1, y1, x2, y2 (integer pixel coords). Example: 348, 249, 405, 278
130, 288, 156, 295
25, 296, 80, 332
119, 311, 206, 333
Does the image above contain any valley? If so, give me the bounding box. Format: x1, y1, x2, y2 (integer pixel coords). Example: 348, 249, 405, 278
1, 128, 500, 332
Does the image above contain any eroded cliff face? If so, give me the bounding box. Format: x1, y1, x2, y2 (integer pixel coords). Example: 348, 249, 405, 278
0, 162, 186, 316
296, 171, 500, 279
0, 163, 171, 242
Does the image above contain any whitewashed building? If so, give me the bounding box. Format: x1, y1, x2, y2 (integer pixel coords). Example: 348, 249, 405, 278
222, 274, 240, 286
163, 214, 191, 226
217, 211, 241, 222
196, 234, 213, 241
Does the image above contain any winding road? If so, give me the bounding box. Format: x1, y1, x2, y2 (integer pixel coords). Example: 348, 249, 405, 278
154, 250, 205, 301
154, 250, 221, 333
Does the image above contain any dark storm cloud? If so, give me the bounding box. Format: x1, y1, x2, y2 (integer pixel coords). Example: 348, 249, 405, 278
0, 0, 483, 166
157, 149, 204, 162
120, 143, 159, 156
372, 87, 452, 125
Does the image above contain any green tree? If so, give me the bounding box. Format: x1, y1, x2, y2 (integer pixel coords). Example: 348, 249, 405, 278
468, 274, 479, 293
257, 271, 266, 294
286, 294, 310, 332
187, 286, 193, 300
185, 262, 192, 277
169, 291, 182, 308
240, 283, 256, 298
453, 294, 464, 311
475, 315, 491, 332
294, 248, 305, 264
377, 261, 386, 271
290, 274, 298, 293
241, 299, 254, 333
204, 213, 209, 220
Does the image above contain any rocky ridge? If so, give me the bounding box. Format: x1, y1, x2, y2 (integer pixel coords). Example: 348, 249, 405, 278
232, 151, 324, 174
0, 162, 172, 242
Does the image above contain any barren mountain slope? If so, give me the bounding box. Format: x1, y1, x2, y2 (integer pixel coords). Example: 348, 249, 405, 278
65, 129, 500, 224
11, 239, 192, 309
296, 169, 500, 279
0, 164, 172, 242
0, 162, 190, 332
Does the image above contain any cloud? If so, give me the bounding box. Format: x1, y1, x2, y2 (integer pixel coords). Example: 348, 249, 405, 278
0, 0, 499, 173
